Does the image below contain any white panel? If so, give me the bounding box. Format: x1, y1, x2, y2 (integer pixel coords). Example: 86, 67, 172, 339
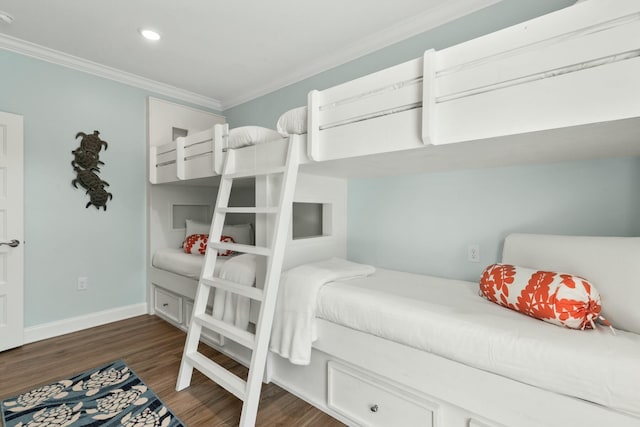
328, 362, 435, 427
319, 79, 422, 129
0, 294, 6, 326
0, 168, 6, 199
0, 210, 5, 240
437, 57, 640, 144
0, 256, 6, 285
316, 108, 423, 161
438, 18, 640, 99
321, 58, 422, 105
0, 124, 6, 157
438, 0, 640, 71
147, 97, 224, 147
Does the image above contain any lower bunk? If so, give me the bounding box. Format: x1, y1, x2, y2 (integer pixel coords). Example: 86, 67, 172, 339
266, 233, 640, 427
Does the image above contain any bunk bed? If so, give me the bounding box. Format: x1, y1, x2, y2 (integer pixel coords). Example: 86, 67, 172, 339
269, 234, 640, 427
147, 0, 640, 425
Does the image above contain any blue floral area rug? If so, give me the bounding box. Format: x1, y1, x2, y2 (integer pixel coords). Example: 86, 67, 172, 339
1, 360, 184, 427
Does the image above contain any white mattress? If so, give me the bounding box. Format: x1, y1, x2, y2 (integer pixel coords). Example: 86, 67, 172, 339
152, 248, 229, 279
316, 268, 640, 416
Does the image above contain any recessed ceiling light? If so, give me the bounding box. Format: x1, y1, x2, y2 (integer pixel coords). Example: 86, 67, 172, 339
0, 10, 14, 24
139, 29, 161, 41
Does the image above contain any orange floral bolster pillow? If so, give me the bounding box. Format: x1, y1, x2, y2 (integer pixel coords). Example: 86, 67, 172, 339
479, 263, 606, 330
183, 234, 235, 256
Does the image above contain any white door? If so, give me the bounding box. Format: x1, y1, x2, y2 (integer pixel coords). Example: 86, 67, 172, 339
0, 111, 24, 352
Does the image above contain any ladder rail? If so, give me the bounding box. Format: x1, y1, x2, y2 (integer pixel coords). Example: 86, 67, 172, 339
240, 136, 300, 427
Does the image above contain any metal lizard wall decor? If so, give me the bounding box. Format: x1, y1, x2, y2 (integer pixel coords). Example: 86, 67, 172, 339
71, 130, 113, 210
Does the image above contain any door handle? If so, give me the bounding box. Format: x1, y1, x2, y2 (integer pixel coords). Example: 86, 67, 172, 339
0, 239, 19, 247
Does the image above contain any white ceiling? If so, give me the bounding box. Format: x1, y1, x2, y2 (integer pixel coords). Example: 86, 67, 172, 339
0, 0, 500, 110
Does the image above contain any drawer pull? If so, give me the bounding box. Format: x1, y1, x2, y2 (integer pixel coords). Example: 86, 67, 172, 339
370, 404, 379, 413
162, 303, 169, 307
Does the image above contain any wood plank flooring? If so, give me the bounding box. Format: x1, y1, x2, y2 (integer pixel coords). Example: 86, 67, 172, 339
0, 315, 344, 426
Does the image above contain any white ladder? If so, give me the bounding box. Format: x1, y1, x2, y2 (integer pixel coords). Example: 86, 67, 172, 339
176, 138, 299, 426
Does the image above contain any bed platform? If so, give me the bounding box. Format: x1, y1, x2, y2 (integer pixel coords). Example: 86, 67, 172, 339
151, 0, 640, 184
268, 234, 640, 427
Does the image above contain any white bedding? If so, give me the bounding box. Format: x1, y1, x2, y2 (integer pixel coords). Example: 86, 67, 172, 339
270, 258, 375, 365
228, 126, 283, 149
277, 106, 307, 136
315, 267, 640, 417
152, 248, 229, 279
212, 254, 256, 331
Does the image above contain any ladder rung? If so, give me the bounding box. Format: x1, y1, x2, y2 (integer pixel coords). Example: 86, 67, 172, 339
208, 242, 271, 257
185, 351, 246, 400
224, 166, 286, 179
218, 207, 278, 214
201, 276, 264, 301
193, 313, 256, 350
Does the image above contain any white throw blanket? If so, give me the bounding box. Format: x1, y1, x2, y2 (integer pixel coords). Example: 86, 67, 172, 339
212, 254, 256, 331
270, 258, 375, 365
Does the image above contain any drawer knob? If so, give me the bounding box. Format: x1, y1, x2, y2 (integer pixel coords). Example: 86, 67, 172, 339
162, 303, 169, 307
370, 404, 379, 413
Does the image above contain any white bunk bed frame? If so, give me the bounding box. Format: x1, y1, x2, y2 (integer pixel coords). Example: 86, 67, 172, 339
147, 1, 640, 425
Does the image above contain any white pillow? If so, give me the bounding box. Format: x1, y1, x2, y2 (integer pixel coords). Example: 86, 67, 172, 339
185, 219, 210, 237
228, 126, 282, 149
277, 106, 307, 136
184, 219, 253, 245
223, 223, 253, 245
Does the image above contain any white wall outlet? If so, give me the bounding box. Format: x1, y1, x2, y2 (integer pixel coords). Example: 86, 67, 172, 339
467, 244, 480, 263
77, 277, 88, 291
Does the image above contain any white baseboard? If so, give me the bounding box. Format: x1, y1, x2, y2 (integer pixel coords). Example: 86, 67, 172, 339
24, 303, 149, 344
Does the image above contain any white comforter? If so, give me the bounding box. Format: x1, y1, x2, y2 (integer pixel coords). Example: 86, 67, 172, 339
269, 258, 375, 365
315, 267, 640, 417
212, 254, 256, 331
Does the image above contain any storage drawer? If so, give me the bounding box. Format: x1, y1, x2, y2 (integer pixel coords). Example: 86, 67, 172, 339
328, 362, 435, 427
154, 287, 183, 324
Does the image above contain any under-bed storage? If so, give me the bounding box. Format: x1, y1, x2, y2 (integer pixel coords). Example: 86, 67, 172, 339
327, 362, 437, 427
153, 286, 183, 324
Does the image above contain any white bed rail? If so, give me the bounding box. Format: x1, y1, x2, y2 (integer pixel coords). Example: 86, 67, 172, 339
435, 0, 640, 144
307, 50, 436, 162
149, 141, 178, 184
306, 0, 640, 164
149, 124, 227, 183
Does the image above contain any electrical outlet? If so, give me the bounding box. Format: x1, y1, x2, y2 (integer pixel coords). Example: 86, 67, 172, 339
467, 244, 480, 263
77, 277, 88, 291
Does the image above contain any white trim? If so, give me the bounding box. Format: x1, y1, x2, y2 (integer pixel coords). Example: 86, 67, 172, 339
0, 34, 223, 111
221, 0, 503, 109
23, 303, 148, 344
2, 0, 506, 111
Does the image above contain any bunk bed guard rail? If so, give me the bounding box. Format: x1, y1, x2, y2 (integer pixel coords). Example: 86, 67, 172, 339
307, 49, 436, 162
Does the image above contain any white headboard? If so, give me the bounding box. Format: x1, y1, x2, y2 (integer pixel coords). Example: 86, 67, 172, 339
502, 233, 640, 334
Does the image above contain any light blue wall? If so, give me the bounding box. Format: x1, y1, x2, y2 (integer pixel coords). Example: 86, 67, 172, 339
0, 50, 222, 327
348, 158, 640, 282
0, 50, 147, 326
224, 0, 576, 128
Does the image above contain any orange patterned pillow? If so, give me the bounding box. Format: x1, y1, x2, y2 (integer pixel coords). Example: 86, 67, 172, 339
217, 235, 235, 256
479, 263, 607, 330
183, 234, 235, 256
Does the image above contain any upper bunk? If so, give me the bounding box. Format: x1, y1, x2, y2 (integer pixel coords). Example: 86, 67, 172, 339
149, 0, 640, 184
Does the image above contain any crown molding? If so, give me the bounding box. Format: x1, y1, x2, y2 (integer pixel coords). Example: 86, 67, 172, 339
220, 0, 502, 109
0, 33, 223, 111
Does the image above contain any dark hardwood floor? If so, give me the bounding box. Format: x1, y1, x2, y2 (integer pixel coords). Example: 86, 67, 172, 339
0, 315, 344, 426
